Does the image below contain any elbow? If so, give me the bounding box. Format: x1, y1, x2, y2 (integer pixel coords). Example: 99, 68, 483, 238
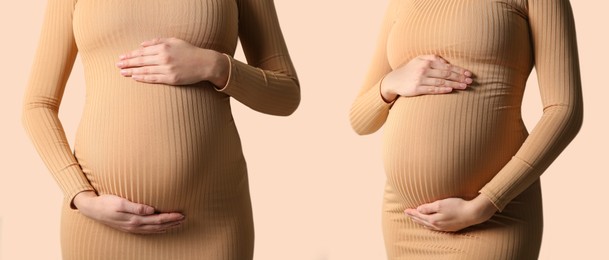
272, 78, 301, 117
21, 96, 59, 133
351, 125, 375, 136
273, 98, 299, 117
563, 95, 584, 140
281, 85, 301, 116
281, 98, 300, 116
21, 99, 33, 133
349, 109, 379, 136
546, 101, 584, 141
350, 121, 379, 136
567, 102, 584, 138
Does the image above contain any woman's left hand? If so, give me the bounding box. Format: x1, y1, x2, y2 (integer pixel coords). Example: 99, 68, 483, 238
116, 37, 229, 86
404, 195, 498, 232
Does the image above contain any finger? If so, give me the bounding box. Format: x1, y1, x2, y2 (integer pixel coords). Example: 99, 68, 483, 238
407, 213, 438, 230
420, 78, 467, 90
424, 68, 471, 84
131, 74, 171, 84
430, 62, 473, 77
416, 85, 453, 95
417, 201, 441, 214
140, 37, 168, 47
404, 208, 418, 216
119, 47, 160, 60
405, 208, 430, 221
418, 54, 447, 63
120, 66, 164, 77
142, 219, 184, 232
137, 213, 185, 225
124, 220, 184, 235
117, 199, 155, 216
116, 55, 161, 69
409, 216, 428, 227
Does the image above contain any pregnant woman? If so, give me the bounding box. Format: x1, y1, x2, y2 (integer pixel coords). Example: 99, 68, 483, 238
350, 0, 582, 259
22, 0, 299, 259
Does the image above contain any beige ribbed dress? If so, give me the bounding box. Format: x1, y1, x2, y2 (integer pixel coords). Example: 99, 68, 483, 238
350, 0, 583, 259
22, 0, 299, 259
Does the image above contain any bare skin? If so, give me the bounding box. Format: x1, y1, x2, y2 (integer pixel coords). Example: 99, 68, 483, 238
404, 195, 498, 232
116, 37, 230, 87
73, 37, 228, 235
380, 54, 473, 102
73, 191, 185, 234
379, 54, 498, 232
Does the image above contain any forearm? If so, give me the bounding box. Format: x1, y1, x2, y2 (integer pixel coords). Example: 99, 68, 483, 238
349, 78, 394, 135
195, 48, 230, 87
215, 54, 300, 116
480, 102, 583, 211
22, 105, 95, 207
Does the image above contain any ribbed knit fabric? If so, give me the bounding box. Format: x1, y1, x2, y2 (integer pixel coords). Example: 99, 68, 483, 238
350, 0, 582, 259
22, 0, 299, 259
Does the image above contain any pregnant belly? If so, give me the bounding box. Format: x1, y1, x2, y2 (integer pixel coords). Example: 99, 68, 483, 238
382, 94, 526, 207
73, 84, 248, 213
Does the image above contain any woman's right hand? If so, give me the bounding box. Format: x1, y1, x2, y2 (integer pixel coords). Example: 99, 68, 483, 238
380, 55, 473, 102
73, 191, 185, 234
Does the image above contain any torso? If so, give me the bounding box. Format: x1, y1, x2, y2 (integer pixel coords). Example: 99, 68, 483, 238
383, 0, 532, 207
63, 1, 254, 259
380, 1, 544, 258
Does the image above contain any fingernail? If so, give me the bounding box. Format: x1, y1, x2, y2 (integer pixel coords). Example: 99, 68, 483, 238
132, 75, 141, 80
464, 71, 472, 77
465, 78, 473, 84
116, 61, 123, 67
118, 54, 126, 59
120, 69, 128, 75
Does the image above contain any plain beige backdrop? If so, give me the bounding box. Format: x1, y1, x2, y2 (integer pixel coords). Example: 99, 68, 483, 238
1, 1, 607, 259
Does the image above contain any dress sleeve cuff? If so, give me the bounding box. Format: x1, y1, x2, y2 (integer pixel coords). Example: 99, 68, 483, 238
479, 156, 536, 211
58, 164, 95, 210
214, 53, 259, 97
349, 78, 395, 135
212, 53, 300, 116
361, 78, 395, 112
214, 53, 235, 92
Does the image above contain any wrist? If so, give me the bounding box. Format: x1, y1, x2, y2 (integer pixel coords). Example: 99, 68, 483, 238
469, 195, 497, 223
207, 50, 229, 87
379, 76, 397, 103
73, 190, 97, 210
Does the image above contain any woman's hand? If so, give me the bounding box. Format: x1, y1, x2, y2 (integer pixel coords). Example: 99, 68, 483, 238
116, 37, 229, 87
73, 191, 185, 234
404, 195, 497, 232
380, 55, 473, 102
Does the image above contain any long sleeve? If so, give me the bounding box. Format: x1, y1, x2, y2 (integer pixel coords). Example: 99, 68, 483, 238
22, 0, 95, 208
216, 0, 300, 116
349, 0, 398, 135
479, 0, 583, 211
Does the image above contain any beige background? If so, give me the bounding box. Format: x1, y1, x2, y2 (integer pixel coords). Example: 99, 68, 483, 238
1, 1, 607, 259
